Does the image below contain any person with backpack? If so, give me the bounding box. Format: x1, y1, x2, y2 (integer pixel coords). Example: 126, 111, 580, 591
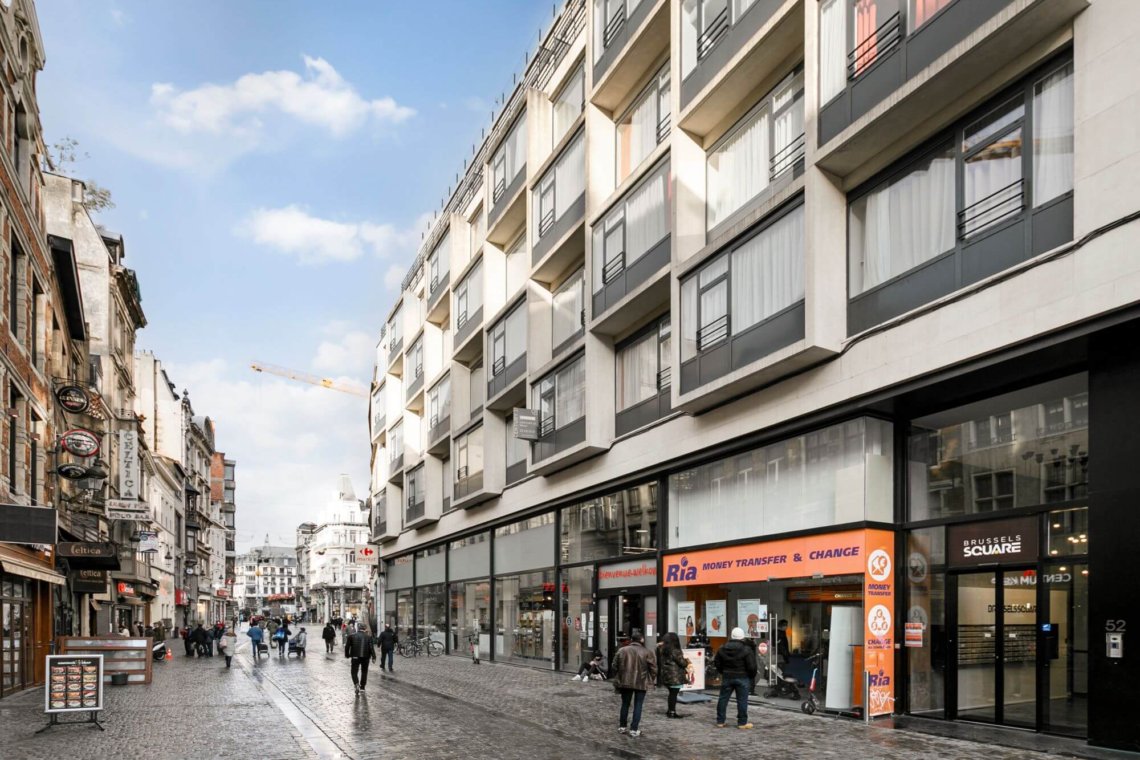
613, 629, 657, 738
714, 627, 759, 729
344, 624, 377, 694
322, 621, 337, 653
658, 632, 691, 718
275, 620, 291, 657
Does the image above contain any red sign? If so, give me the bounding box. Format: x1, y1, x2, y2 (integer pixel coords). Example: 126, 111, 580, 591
116, 582, 136, 597
214, 589, 229, 599
360, 547, 376, 558
175, 588, 188, 606
60, 429, 100, 458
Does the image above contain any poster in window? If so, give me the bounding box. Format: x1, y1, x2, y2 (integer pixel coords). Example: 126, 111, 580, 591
705, 599, 726, 638
681, 648, 705, 691
737, 600, 766, 638
677, 601, 696, 638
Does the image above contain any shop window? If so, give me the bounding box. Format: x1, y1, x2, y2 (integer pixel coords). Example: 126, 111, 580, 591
495, 570, 555, 666
908, 373, 1089, 521
560, 566, 594, 673
415, 583, 447, 646
561, 483, 658, 564
1045, 507, 1088, 557
449, 579, 491, 659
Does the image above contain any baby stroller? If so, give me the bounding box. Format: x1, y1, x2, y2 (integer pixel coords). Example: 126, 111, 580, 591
762, 659, 801, 700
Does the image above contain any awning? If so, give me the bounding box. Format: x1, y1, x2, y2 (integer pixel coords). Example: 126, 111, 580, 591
118, 598, 145, 607
0, 557, 66, 585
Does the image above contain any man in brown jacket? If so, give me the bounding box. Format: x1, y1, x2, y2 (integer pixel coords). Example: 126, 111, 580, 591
613, 629, 657, 737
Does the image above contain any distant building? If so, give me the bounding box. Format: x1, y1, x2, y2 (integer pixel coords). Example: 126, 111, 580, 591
235, 540, 298, 616
308, 476, 368, 623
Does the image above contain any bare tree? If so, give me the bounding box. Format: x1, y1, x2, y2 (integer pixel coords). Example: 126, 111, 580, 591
46, 136, 116, 213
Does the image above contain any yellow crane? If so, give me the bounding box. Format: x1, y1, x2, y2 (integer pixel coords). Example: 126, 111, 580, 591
249, 361, 369, 398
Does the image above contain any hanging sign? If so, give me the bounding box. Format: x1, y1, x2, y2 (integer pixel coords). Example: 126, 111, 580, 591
118, 431, 139, 500
357, 545, 379, 565
60, 429, 100, 458
56, 463, 91, 480
138, 531, 159, 554
55, 385, 91, 414
45, 654, 104, 713
512, 408, 540, 441
116, 582, 136, 597
105, 500, 149, 521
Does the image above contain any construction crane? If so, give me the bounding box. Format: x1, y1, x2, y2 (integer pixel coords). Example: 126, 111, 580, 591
249, 361, 369, 398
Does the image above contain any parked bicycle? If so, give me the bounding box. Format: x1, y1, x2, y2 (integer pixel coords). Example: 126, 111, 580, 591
398, 635, 444, 657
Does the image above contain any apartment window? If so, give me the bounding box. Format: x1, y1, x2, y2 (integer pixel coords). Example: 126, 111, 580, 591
970, 412, 1013, 448
427, 231, 450, 294
176, 514, 183, 548
12, 103, 28, 195
594, 0, 644, 59
616, 64, 670, 183
682, 202, 804, 358
506, 414, 528, 477
469, 206, 485, 256
7, 385, 19, 490
504, 235, 527, 298
617, 318, 670, 411
848, 58, 1074, 299
973, 471, 1015, 513
28, 414, 39, 505
388, 306, 403, 352
707, 68, 804, 231
492, 113, 527, 203
552, 64, 585, 146
428, 376, 451, 429
405, 465, 425, 522
533, 131, 585, 244
909, 0, 952, 31
551, 269, 584, 351
455, 425, 484, 491
441, 456, 453, 511
534, 354, 585, 438
455, 260, 483, 332
593, 159, 670, 294
682, 0, 752, 78
469, 362, 485, 418
9, 236, 22, 337
489, 302, 526, 377
390, 421, 404, 461
31, 278, 42, 368
409, 335, 424, 381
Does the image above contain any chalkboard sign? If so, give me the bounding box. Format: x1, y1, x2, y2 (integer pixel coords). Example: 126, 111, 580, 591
44, 654, 104, 713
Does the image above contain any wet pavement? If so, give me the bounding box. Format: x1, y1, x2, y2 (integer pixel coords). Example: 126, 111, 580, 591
0, 634, 1103, 759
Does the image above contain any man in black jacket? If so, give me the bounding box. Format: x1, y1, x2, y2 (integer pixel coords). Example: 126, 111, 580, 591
377, 624, 397, 672
345, 624, 377, 694
714, 627, 758, 729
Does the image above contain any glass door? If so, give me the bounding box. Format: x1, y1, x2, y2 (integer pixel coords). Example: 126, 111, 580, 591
1, 599, 27, 697
953, 569, 1038, 727
1041, 562, 1088, 736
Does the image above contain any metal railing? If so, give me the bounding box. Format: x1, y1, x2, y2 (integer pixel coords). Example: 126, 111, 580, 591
770, 132, 805, 179
457, 310, 468, 329
602, 251, 626, 284
696, 8, 729, 61
697, 313, 730, 351
603, 4, 626, 48
414, 363, 423, 379
957, 178, 1024, 239
539, 413, 556, 437
492, 356, 506, 376
456, 465, 469, 480
847, 11, 901, 78
493, 178, 507, 203
429, 413, 439, 429
429, 275, 439, 293
539, 208, 556, 237
656, 113, 671, 144
657, 366, 672, 391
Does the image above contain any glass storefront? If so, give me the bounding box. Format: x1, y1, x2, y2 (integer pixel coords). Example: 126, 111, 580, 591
560, 483, 658, 563
559, 566, 593, 673
415, 584, 446, 646
495, 570, 554, 666
449, 579, 490, 659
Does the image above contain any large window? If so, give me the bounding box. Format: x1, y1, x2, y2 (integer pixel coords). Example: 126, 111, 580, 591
551, 268, 584, 350
707, 68, 804, 231
669, 417, 894, 546
681, 202, 804, 360
408, 335, 424, 382
449, 579, 491, 658
534, 355, 585, 438
561, 482, 658, 563
533, 131, 585, 244
428, 376, 450, 430
908, 373, 1088, 521
848, 57, 1073, 298
469, 362, 485, 418
428, 231, 450, 294
504, 235, 527, 298
552, 64, 584, 146
616, 318, 670, 412
617, 64, 670, 183
495, 570, 555, 665
455, 260, 483, 331
455, 425, 484, 498
594, 0, 645, 62
388, 305, 403, 354
506, 413, 528, 483
492, 113, 527, 203
490, 301, 526, 378
405, 465, 425, 523
389, 421, 404, 463
593, 159, 670, 294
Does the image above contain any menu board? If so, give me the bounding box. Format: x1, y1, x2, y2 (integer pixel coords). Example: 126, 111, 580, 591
44, 654, 104, 714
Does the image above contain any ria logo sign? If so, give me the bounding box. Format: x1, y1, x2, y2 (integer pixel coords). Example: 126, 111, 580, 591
665, 556, 697, 583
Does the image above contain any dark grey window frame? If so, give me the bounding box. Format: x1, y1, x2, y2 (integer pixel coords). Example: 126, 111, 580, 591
488, 298, 527, 399
532, 352, 587, 463
615, 315, 673, 437
551, 267, 585, 358
388, 306, 403, 363
845, 52, 1075, 335
680, 196, 806, 395
455, 424, 485, 500
504, 412, 528, 485
593, 0, 659, 83
454, 258, 484, 346
492, 112, 527, 207
405, 464, 426, 524
615, 63, 671, 185
428, 375, 451, 442
406, 335, 425, 398
532, 129, 586, 263
680, 0, 783, 109
552, 62, 585, 146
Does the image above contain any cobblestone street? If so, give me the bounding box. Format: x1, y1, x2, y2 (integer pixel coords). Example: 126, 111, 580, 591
0, 635, 1115, 760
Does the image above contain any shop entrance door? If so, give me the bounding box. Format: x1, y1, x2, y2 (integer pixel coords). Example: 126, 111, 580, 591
952, 570, 1037, 728
1, 597, 29, 698
600, 594, 644, 670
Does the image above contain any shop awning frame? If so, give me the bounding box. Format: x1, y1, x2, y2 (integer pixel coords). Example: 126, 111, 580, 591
0, 557, 66, 585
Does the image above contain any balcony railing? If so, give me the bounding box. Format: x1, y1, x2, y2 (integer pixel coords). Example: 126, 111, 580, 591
603, 251, 626, 285
697, 314, 730, 351
656, 113, 671, 144
846, 11, 902, 79
457, 310, 468, 329
539, 413, 556, 438
696, 8, 729, 61
657, 366, 672, 391
493, 178, 507, 203
770, 132, 805, 179
957, 178, 1025, 239
539, 208, 556, 238
603, 5, 626, 48
492, 356, 506, 377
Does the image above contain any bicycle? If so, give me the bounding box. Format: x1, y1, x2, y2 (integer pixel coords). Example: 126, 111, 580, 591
399, 635, 444, 658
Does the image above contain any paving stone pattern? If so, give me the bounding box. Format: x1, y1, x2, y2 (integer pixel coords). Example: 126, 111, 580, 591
0, 635, 1069, 759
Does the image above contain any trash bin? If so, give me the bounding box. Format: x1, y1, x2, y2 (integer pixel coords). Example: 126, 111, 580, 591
110, 672, 128, 686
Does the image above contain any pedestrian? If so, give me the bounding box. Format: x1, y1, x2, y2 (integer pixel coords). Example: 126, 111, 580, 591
714, 627, 758, 730
135, 622, 145, 637
266, 618, 279, 641
191, 623, 211, 657
322, 621, 337, 653
377, 623, 397, 672
219, 628, 236, 669
345, 624, 376, 695
247, 621, 265, 660
658, 632, 690, 718
290, 627, 307, 657
613, 629, 656, 738
571, 651, 606, 681
276, 620, 291, 657
182, 626, 193, 657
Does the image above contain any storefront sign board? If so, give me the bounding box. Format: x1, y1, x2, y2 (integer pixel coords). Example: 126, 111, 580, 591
73, 569, 108, 594
947, 516, 1038, 568
118, 431, 139, 500
44, 654, 103, 713
677, 601, 696, 638
138, 531, 159, 554
597, 559, 656, 590
863, 529, 895, 717
105, 500, 150, 521
705, 599, 726, 637
681, 648, 705, 691
357, 545, 379, 565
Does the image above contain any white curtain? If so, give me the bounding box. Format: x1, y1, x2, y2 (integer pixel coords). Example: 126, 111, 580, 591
439, 376, 451, 417
851, 149, 955, 294
628, 90, 658, 173
505, 305, 526, 363
625, 168, 668, 264
1033, 63, 1074, 207
462, 261, 483, 314
552, 270, 583, 347
555, 133, 585, 220
617, 333, 659, 411
556, 357, 585, 426
593, 0, 607, 61
772, 76, 804, 177
505, 244, 526, 297
469, 366, 485, 413
819, 0, 846, 104
553, 68, 584, 144
708, 107, 769, 228
731, 205, 804, 332
681, 0, 699, 78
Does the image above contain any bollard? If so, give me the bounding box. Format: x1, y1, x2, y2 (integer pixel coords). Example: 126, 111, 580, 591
863, 671, 871, 724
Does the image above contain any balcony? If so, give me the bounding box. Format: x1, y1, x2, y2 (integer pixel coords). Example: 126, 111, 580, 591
816, 0, 1087, 177
616, 366, 674, 437
454, 305, 484, 361
387, 335, 404, 372
453, 465, 498, 511
404, 494, 436, 530
387, 453, 405, 484
405, 365, 424, 406
427, 272, 450, 321
427, 411, 451, 456
591, 0, 669, 112
678, 0, 803, 135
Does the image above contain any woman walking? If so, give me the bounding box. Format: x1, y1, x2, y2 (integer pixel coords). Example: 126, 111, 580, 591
322, 621, 336, 653
219, 628, 237, 669
658, 632, 690, 718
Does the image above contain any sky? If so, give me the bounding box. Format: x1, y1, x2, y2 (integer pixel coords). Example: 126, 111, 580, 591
35, 1, 551, 550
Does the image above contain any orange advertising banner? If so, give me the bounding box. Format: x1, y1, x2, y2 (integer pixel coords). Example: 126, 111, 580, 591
662, 530, 870, 586
862, 529, 895, 717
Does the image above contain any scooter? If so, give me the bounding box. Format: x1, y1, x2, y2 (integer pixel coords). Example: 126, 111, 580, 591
800, 652, 824, 715
152, 641, 168, 662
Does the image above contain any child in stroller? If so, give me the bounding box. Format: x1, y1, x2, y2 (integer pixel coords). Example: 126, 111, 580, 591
288, 628, 307, 658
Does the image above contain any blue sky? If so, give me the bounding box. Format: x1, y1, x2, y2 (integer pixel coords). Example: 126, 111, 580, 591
36, 1, 550, 549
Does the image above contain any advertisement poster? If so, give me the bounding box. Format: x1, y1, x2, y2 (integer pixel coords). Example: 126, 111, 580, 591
705, 599, 726, 637
681, 648, 705, 691
44, 654, 103, 713
863, 529, 895, 717
904, 622, 925, 648
737, 600, 767, 638
138, 531, 159, 554
677, 602, 696, 638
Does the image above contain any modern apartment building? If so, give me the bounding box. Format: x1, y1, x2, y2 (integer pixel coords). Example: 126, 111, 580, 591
368, 0, 1139, 750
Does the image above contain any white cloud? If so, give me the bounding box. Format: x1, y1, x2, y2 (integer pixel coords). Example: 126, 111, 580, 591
383, 263, 405, 292
151, 55, 413, 141
238, 206, 428, 265
167, 355, 370, 553
109, 8, 127, 27
311, 325, 375, 377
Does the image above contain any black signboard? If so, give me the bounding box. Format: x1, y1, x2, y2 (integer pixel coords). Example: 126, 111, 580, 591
947, 516, 1038, 568
513, 408, 540, 441
0, 504, 56, 544
56, 463, 90, 480
72, 569, 108, 594
44, 654, 103, 713
58, 543, 119, 570
55, 385, 90, 414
